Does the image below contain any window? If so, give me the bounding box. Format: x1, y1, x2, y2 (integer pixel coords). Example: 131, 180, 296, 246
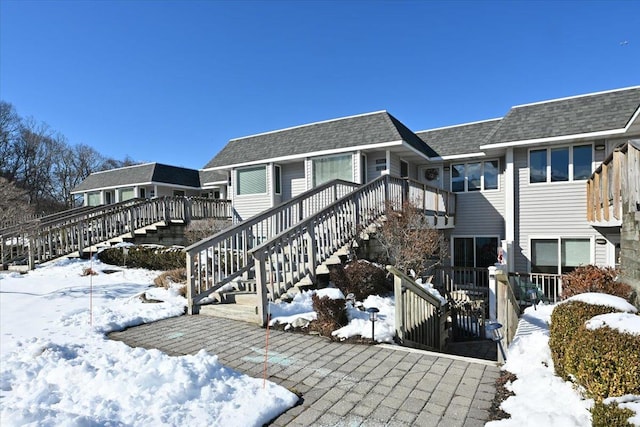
173, 190, 185, 197
237, 166, 267, 195
139, 188, 146, 198
120, 188, 135, 201
451, 160, 499, 192
529, 145, 592, 183
274, 165, 282, 195
400, 160, 409, 178
453, 237, 499, 268
360, 155, 367, 183
312, 154, 352, 186
531, 238, 590, 274
87, 192, 101, 206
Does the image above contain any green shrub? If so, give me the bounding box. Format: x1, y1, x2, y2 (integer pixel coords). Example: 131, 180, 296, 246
591, 401, 635, 427
330, 260, 389, 301
562, 265, 634, 302
98, 246, 186, 270
548, 301, 618, 379
310, 293, 347, 337
568, 322, 640, 400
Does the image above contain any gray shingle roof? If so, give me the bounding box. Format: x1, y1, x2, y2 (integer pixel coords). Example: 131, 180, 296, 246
203, 111, 435, 168
415, 119, 502, 157
199, 169, 227, 184
487, 87, 640, 144
72, 163, 201, 193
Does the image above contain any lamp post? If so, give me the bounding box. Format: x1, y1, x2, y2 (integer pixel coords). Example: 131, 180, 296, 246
367, 307, 379, 342
487, 322, 506, 361
527, 288, 538, 310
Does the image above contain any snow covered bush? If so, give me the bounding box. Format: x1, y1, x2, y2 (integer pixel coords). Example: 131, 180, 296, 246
561, 265, 634, 302
98, 245, 186, 270
591, 400, 635, 427
549, 300, 619, 379
565, 313, 640, 399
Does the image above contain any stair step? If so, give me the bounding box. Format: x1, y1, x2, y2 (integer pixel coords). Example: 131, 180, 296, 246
199, 303, 261, 325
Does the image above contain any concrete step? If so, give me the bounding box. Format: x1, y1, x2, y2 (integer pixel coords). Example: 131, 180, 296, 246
199, 303, 261, 325
213, 291, 257, 305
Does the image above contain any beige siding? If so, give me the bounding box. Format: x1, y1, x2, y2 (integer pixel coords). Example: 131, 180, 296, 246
367, 151, 388, 181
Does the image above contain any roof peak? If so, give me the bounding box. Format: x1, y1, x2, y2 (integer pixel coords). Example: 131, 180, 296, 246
90, 162, 155, 175
512, 85, 640, 109
229, 110, 389, 142
415, 117, 502, 134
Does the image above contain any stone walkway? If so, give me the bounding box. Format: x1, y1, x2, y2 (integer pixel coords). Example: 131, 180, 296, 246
109, 315, 501, 427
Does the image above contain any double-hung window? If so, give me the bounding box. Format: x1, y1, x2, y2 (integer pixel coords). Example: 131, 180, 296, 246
237, 166, 267, 195
531, 237, 591, 274
451, 160, 499, 192
312, 154, 353, 186
529, 145, 592, 183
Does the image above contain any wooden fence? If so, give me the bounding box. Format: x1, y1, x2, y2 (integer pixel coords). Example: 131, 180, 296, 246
387, 266, 447, 351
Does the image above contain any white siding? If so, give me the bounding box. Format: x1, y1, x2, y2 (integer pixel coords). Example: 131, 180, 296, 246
282, 162, 306, 201
451, 160, 506, 238
367, 151, 388, 181
231, 166, 272, 221
513, 147, 605, 272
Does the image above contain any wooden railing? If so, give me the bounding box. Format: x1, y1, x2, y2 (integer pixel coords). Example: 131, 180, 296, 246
495, 271, 520, 352
509, 272, 563, 303
587, 141, 640, 225
431, 266, 490, 291
387, 266, 447, 351
185, 179, 360, 313
1, 197, 231, 269
406, 178, 456, 228
249, 175, 404, 323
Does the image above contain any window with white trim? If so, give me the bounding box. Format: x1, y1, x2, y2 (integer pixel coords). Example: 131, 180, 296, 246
312, 154, 353, 186
451, 160, 499, 192
87, 192, 101, 206
274, 165, 282, 195
453, 236, 499, 268
529, 144, 592, 183
531, 237, 591, 274
120, 188, 135, 201
237, 166, 267, 196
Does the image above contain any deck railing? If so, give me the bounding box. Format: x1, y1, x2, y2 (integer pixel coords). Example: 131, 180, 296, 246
406, 178, 456, 227
587, 141, 640, 225
509, 272, 563, 303
185, 179, 360, 313
387, 266, 447, 351
1, 197, 232, 268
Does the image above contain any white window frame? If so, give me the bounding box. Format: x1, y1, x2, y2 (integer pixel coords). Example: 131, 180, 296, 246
236, 165, 268, 196
450, 159, 500, 192
312, 153, 353, 186
528, 144, 593, 184
529, 236, 594, 274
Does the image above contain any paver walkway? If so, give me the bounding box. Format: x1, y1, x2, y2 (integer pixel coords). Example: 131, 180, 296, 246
109, 315, 500, 427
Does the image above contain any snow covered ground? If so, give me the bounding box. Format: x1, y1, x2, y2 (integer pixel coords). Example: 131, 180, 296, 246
487, 293, 640, 427
0, 258, 298, 426
2, 257, 639, 426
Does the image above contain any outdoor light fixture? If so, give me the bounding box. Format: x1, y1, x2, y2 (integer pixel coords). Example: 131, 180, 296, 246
594, 142, 606, 151
367, 307, 380, 342
486, 322, 506, 361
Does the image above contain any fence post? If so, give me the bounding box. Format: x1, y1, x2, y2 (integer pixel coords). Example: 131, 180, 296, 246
488, 265, 497, 321
394, 274, 404, 343
254, 252, 268, 327
186, 252, 199, 315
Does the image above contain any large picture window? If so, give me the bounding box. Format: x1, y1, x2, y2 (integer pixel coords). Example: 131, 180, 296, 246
237, 166, 267, 195
313, 154, 353, 186
453, 237, 499, 268
529, 145, 592, 183
531, 237, 591, 274
451, 160, 499, 192
120, 188, 135, 201
87, 192, 101, 206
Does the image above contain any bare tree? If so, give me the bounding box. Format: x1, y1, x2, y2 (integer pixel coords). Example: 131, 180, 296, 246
0, 101, 22, 180
374, 200, 446, 276
0, 177, 34, 227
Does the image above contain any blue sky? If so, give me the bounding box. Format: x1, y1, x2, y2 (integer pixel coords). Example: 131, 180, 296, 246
1, 0, 639, 169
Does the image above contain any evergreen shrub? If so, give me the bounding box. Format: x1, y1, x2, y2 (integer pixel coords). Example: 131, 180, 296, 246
98, 246, 186, 270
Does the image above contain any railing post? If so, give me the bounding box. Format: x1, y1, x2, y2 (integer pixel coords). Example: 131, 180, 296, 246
28, 236, 35, 270
305, 225, 317, 284
488, 265, 497, 321
186, 252, 199, 315
394, 274, 405, 343
254, 251, 268, 327
185, 198, 192, 224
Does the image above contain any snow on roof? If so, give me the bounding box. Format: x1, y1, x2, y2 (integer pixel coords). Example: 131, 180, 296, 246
586, 312, 640, 336
562, 292, 638, 313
